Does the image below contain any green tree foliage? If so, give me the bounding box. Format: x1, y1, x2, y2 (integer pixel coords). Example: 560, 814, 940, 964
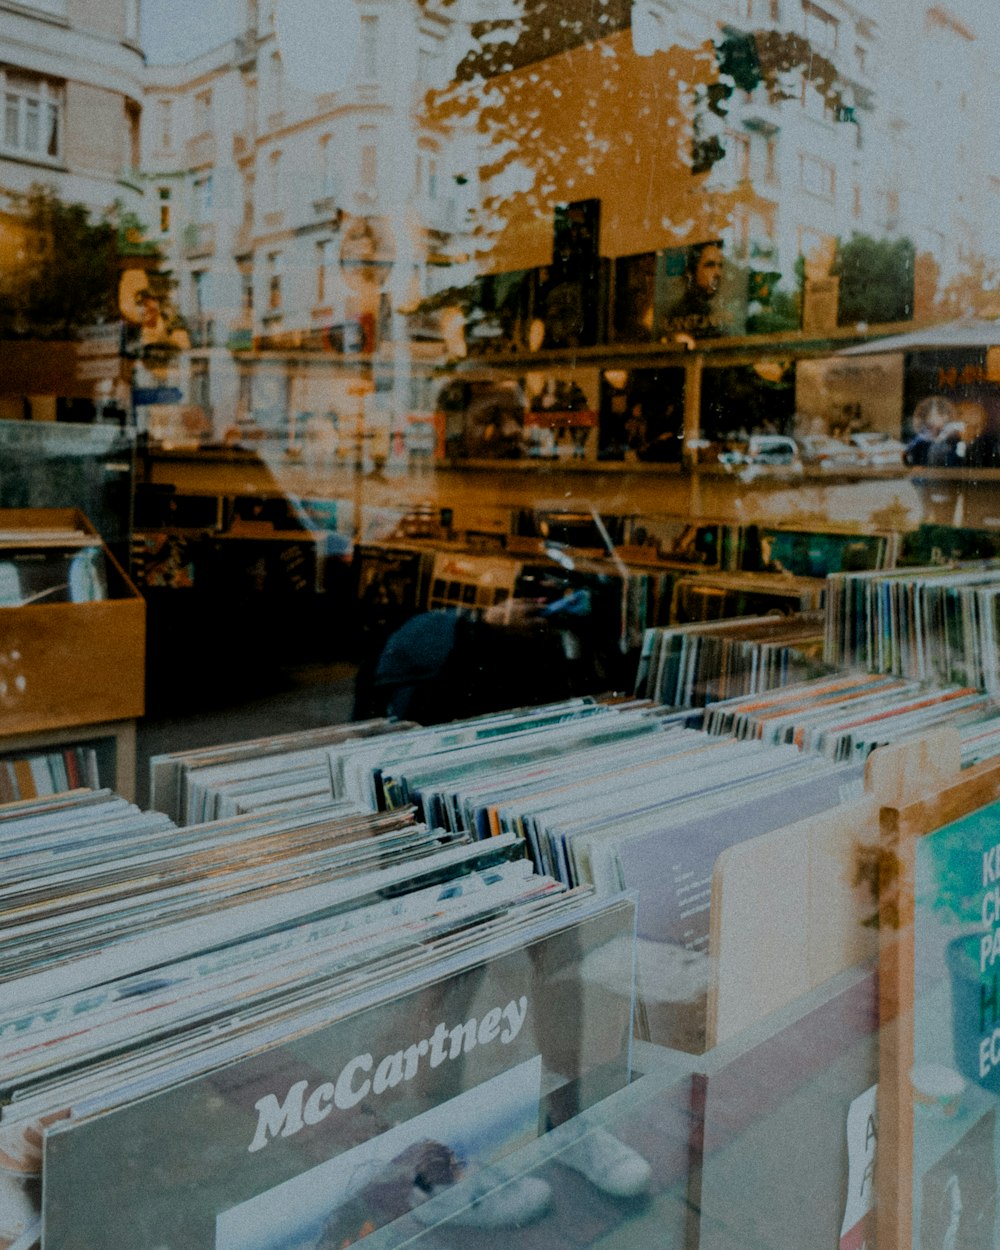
832, 233, 915, 326
0, 186, 182, 359
746, 287, 801, 334
0, 185, 118, 339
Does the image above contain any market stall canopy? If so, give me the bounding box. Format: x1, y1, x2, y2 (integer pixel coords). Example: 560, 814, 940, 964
840, 317, 1000, 355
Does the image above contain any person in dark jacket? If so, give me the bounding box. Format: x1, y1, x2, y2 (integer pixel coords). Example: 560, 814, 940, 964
356, 586, 625, 726
905, 396, 953, 466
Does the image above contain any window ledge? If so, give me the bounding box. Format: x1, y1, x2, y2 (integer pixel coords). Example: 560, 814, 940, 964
0, 0, 68, 28
0, 149, 66, 172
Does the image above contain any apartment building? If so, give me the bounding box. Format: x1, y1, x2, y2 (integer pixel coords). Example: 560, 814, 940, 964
710, 0, 883, 280
880, 3, 1000, 303
0, 0, 145, 213
141, 0, 1000, 445
142, 0, 471, 451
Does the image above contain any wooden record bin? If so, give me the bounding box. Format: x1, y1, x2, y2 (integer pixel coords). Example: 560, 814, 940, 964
0, 508, 144, 799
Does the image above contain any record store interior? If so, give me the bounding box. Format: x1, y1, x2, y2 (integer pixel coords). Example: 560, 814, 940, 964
8, 0, 1000, 1247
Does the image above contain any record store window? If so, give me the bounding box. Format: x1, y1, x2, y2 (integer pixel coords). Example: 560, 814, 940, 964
4, 4, 1000, 1250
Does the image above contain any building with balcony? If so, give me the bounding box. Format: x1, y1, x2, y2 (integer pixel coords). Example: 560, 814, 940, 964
0, 0, 145, 213
141, 0, 473, 449
140, 0, 1000, 454
0, 0, 147, 421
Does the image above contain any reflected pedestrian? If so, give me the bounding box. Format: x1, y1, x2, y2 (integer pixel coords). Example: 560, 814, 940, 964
905, 397, 954, 466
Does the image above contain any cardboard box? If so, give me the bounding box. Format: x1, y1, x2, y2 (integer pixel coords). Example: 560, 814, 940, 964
0, 508, 145, 736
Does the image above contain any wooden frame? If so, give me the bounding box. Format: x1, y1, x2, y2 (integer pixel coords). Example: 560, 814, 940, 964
0, 508, 144, 800
0, 508, 144, 738
876, 750, 1000, 1250
0, 718, 137, 802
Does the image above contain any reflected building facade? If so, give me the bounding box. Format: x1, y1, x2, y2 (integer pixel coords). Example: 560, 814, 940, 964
0, 0, 145, 213
138, 0, 1000, 454
141, 0, 475, 454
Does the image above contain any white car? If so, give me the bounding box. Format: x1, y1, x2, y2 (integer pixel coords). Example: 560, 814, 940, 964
848, 431, 907, 467
799, 434, 865, 470
719, 434, 802, 468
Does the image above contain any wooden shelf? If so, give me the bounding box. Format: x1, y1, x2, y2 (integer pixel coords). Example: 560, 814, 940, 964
0, 508, 144, 799
0, 718, 137, 801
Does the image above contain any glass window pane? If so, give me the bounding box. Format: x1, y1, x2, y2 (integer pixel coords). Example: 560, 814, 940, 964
46, 101, 58, 156
24, 98, 39, 150
4, 94, 19, 147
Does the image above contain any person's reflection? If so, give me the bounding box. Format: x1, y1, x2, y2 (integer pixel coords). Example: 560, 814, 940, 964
905, 397, 954, 466
662, 241, 727, 339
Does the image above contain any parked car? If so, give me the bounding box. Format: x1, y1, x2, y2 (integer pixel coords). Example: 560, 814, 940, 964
719, 434, 802, 468
848, 431, 907, 466
798, 434, 866, 470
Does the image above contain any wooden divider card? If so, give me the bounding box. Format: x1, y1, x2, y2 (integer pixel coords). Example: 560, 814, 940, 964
711, 728, 964, 1050
878, 757, 1000, 1250
41, 898, 636, 1250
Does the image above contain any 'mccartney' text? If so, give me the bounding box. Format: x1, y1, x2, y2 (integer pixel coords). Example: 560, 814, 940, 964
248, 996, 530, 1152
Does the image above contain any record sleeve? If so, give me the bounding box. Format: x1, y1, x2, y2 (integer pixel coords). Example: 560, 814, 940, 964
42, 896, 637, 1250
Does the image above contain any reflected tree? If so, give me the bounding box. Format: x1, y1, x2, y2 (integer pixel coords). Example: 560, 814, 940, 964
0, 186, 117, 340
832, 234, 916, 326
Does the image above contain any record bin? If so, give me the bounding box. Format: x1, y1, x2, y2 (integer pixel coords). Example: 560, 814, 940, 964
0, 507, 144, 795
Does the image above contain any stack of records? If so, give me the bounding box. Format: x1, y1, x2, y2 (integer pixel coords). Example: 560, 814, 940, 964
341, 700, 876, 1052
150, 719, 412, 825
622, 567, 676, 650
1, 784, 636, 1250
0, 531, 108, 608
0, 744, 100, 803
701, 672, 1000, 761
823, 562, 1000, 692
636, 611, 827, 708
332, 699, 654, 811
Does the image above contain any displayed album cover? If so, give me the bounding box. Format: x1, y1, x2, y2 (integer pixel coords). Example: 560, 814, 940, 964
428, 552, 520, 617
912, 797, 1000, 1245
208, 536, 318, 595
355, 545, 432, 637
293, 497, 340, 533
654, 241, 748, 342
466, 269, 534, 355
745, 529, 888, 579
614, 760, 865, 1051
42, 897, 636, 1250
533, 199, 602, 350
133, 532, 201, 590
613, 251, 657, 342
230, 495, 306, 533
